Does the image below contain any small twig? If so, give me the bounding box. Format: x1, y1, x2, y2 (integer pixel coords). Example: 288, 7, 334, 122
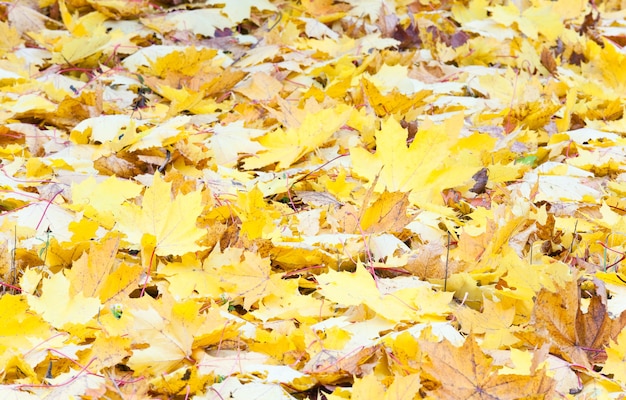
0, 281, 21, 292
157, 149, 171, 173
288, 153, 348, 191
569, 220, 578, 254
444, 231, 450, 292
284, 173, 299, 212
597, 239, 625, 271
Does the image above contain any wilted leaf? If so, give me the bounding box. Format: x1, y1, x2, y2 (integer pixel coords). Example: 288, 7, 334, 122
421, 335, 556, 399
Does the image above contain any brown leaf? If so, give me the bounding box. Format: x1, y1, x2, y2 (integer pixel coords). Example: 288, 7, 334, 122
304, 345, 381, 385
469, 167, 489, 194
577, 284, 626, 365
540, 47, 557, 76
405, 241, 449, 279
93, 153, 144, 178
421, 335, 556, 399
393, 20, 421, 50
526, 279, 626, 369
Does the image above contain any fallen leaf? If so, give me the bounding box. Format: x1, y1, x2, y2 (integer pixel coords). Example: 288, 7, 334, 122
522, 279, 626, 370
28, 272, 100, 329
421, 335, 556, 399
359, 190, 412, 234
114, 173, 206, 256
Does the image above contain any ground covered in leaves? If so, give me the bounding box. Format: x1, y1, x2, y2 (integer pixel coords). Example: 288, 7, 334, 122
3, 0, 626, 398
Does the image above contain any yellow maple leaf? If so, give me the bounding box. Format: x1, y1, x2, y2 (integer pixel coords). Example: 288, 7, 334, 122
81, 334, 131, 373
234, 71, 283, 101
488, 2, 563, 41
250, 326, 306, 365
158, 85, 219, 118
27, 272, 101, 329
51, 2, 122, 64
66, 237, 119, 298
236, 186, 281, 240
115, 173, 206, 256
159, 253, 222, 299
70, 175, 142, 229
384, 374, 422, 400
66, 237, 143, 304
97, 262, 143, 304
317, 263, 452, 323
351, 114, 488, 206
421, 335, 555, 398
147, 47, 219, 78
454, 297, 519, 349
0, 295, 51, 358
205, 247, 278, 310
125, 295, 240, 375
359, 190, 412, 234
452, 0, 489, 23
352, 374, 386, 399
242, 105, 351, 170
360, 78, 431, 117
252, 278, 335, 323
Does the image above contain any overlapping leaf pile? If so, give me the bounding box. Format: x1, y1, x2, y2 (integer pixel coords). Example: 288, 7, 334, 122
2, 0, 626, 398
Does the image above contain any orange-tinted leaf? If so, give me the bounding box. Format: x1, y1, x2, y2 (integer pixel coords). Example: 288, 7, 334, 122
421, 335, 555, 399
526, 279, 626, 369
359, 190, 412, 234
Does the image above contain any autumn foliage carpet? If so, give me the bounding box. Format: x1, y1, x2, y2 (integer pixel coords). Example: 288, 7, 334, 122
3, 0, 626, 398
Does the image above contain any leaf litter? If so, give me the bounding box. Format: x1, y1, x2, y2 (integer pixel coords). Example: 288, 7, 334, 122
2, 0, 626, 398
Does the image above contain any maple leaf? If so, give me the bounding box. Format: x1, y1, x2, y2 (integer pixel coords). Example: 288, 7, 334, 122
345, 0, 388, 22
455, 297, 519, 349
351, 113, 490, 206
114, 173, 206, 256
359, 190, 412, 234
208, 120, 264, 167
304, 344, 381, 384
66, 237, 143, 304
0, 295, 51, 359
70, 175, 142, 229
242, 105, 351, 170
27, 272, 101, 329
159, 253, 222, 299
66, 237, 119, 297
236, 186, 281, 240
317, 263, 452, 323
523, 279, 626, 370
421, 335, 556, 399
127, 295, 240, 375
360, 78, 431, 117
205, 247, 278, 310
252, 278, 335, 323
6, 0, 626, 395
